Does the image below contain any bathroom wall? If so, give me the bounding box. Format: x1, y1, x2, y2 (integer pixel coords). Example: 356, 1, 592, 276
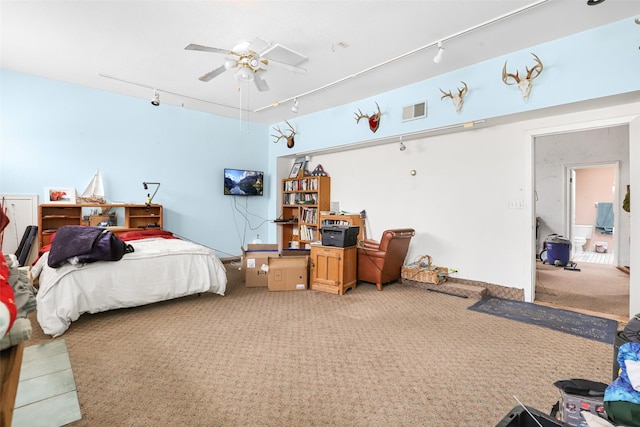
575, 167, 615, 251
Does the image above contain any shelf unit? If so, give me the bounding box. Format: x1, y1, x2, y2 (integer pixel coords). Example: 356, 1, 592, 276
319, 213, 366, 244
280, 175, 330, 249
38, 204, 163, 249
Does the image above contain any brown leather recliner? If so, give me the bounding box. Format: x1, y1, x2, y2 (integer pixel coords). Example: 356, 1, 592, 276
357, 228, 415, 291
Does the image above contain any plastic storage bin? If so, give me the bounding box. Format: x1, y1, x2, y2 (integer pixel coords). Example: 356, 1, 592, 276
495, 405, 563, 427
545, 234, 571, 266
613, 330, 631, 380
559, 390, 607, 426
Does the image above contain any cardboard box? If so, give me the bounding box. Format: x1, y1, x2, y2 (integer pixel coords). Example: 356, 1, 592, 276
268, 256, 308, 291
242, 244, 279, 287
89, 215, 110, 226
281, 248, 310, 257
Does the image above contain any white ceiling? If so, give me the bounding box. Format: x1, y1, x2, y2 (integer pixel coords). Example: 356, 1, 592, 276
1, 1, 638, 125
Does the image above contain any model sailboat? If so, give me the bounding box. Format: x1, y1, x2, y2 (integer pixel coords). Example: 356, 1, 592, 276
78, 170, 106, 204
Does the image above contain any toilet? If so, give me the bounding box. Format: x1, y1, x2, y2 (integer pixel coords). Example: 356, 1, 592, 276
572, 225, 593, 253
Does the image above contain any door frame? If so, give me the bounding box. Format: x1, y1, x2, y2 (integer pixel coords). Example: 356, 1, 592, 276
525, 111, 639, 315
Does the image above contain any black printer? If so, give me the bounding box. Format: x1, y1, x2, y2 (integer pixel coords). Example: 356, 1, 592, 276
321, 225, 360, 248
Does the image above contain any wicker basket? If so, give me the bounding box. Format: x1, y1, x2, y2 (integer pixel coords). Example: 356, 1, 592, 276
401, 255, 448, 285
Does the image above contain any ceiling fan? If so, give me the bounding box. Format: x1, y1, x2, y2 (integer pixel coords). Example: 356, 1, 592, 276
185, 37, 307, 92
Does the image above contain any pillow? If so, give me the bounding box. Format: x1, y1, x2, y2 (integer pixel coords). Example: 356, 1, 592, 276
117, 229, 175, 241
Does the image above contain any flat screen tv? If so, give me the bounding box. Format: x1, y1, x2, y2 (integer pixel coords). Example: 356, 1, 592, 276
224, 168, 264, 196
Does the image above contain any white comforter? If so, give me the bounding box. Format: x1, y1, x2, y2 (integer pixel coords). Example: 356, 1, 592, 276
33, 237, 227, 336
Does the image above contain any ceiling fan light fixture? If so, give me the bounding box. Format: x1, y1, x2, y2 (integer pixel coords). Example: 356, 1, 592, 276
224, 58, 236, 70
235, 67, 254, 82
291, 98, 299, 113
433, 41, 445, 64
150, 89, 160, 106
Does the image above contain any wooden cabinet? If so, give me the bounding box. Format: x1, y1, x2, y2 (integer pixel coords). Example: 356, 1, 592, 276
38, 204, 163, 249
280, 175, 330, 249
309, 245, 357, 295
319, 213, 366, 244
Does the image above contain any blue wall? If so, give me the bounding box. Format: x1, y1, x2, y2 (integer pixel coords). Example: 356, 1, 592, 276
268, 17, 640, 154
0, 71, 270, 257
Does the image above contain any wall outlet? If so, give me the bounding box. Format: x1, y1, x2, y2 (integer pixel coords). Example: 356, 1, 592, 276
509, 200, 525, 209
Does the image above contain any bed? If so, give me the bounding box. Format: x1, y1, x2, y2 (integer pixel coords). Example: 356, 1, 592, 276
32, 229, 227, 337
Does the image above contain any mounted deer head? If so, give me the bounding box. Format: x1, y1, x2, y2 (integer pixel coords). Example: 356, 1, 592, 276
354, 102, 381, 133
502, 53, 543, 101
440, 81, 468, 114
271, 120, 296, 149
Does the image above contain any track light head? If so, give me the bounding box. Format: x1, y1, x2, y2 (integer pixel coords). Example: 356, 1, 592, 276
433, 41, 445, 64
291, 98, 299, 113
150, 89, 160, 106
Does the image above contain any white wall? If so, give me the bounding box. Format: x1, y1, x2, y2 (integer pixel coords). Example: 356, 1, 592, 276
289, 100, 639, 313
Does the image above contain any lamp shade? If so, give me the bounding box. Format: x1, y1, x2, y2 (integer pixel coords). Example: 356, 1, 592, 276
235, 67, 254, 82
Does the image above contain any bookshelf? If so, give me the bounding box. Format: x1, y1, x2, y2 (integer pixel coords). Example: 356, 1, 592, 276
279, 175, 330, 249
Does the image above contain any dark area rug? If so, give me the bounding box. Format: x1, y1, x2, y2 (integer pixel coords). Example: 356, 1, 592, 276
468, 296, 618, 344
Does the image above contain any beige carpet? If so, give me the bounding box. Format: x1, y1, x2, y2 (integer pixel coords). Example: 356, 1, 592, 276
535, 261, 630, 320
25, 262, 615, 426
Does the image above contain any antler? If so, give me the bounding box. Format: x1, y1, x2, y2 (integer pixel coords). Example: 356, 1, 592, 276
354, 108, 369, 123
439, 88, 453, 100
503, 53, 543, 85
440, 82, 467, 99
502, 61, 521, 85
354, 102, 381, 123
458, 81, 468, 97
271, 120, 296, 148
525, 53, 543, 80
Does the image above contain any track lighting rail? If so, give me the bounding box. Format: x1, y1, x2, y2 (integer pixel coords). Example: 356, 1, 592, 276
254, 0, 551, 113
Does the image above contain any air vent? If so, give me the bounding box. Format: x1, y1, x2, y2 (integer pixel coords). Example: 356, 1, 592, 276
402, 101, 427, 121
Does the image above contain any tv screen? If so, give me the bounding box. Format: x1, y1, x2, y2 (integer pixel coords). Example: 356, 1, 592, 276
224, 168, 264, 196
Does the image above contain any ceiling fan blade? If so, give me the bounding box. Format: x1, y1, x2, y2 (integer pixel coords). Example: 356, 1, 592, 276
261, 43, 308, 66
247, 37, 271, 55
185, 43, 230, 55
266, 59, 307, 74
198, 65, 227, 82
254, 74, 269, 92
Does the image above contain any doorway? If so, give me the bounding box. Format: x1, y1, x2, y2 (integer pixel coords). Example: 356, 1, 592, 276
568, 164, 617, 265
533, 126, 630, 320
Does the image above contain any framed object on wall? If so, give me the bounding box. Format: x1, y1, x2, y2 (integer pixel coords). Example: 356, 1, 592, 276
44, 187, 76, 204
289, 162, 303, 178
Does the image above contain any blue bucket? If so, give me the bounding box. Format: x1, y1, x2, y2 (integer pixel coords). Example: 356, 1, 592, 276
545, 234, 571, 266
